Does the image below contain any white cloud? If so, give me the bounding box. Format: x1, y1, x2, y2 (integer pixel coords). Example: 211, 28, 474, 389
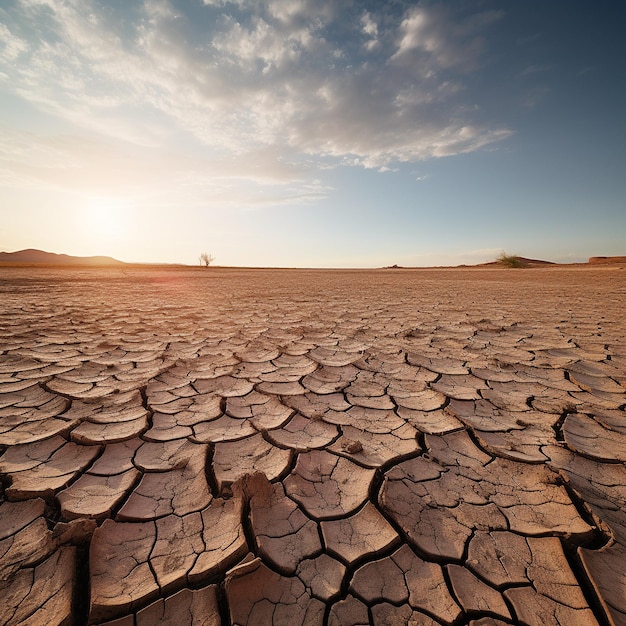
361, 12, 378, 38
211, 14, 313, 72
0, 128, 333, 219
0, 127, 313, 189
0, 22, 28, 60
202, 0, 250, 6
393, 8, 436, 59
361, 11, 379, 51
267, 0, 334, 26
0, 0, 511, 202
392, 5, 503, 71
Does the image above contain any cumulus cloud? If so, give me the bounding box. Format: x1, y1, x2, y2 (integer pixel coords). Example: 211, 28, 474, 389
0, 0, 511, 202
360, 12, 379, 50
392, 5, 502, 70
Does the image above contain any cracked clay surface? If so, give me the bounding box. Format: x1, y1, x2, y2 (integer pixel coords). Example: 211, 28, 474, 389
0, 265, 625, 625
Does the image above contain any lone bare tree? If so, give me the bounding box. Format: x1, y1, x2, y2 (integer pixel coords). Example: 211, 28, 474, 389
199, 252, 215, 268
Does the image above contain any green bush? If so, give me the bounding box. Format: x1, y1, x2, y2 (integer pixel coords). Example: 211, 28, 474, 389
497, 252, 525, 268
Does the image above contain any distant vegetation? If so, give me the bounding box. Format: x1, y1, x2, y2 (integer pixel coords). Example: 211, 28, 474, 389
199, 252, 215, 268
496, 252, 526, 268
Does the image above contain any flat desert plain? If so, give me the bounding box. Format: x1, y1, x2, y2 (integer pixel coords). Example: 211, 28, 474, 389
0, 265, 625, 626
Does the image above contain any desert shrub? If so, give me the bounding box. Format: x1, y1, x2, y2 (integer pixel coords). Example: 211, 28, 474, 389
497, 252, 525, 268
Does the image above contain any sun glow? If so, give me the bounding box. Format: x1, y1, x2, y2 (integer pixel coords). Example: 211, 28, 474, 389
85, 197, 131, 239
75, 196, 137, 257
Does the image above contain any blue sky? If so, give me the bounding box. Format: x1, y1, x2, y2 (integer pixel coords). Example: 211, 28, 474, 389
0, 0, 624, 266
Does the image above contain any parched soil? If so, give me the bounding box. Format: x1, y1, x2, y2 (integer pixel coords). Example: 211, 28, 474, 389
0, 265, 624, 626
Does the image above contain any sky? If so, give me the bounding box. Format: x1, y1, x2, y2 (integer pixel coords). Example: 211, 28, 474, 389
0, 0, 624, 267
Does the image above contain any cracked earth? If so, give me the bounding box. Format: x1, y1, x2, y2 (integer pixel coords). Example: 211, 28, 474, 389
0, 266, 624, 626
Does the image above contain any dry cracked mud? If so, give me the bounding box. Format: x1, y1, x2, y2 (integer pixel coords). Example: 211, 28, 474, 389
0, 265, 625, 626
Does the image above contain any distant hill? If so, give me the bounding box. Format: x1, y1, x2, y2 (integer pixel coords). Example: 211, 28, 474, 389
478, 256, 556, 268
510, 256, 556, 266
0, 249, 125, 265
589, 256, 626, 265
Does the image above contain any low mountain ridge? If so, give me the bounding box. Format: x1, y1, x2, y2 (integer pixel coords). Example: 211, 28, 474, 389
0, 249, 125, 265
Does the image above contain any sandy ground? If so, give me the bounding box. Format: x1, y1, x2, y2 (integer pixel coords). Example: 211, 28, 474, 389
0, 265, 624, 626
